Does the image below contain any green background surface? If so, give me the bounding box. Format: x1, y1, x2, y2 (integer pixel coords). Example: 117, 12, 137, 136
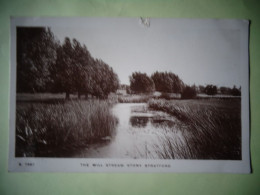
0, 0, 259, 194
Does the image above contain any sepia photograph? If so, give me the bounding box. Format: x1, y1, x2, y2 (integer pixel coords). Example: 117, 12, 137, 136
9, 17, 250, 172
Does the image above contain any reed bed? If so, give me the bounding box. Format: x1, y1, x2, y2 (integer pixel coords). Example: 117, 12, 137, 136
16, 100, 118, 157
149, 99, 241, 159
117, 94, 153, 103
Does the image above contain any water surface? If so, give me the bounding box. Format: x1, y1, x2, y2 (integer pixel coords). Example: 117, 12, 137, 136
76, 103, 177, 159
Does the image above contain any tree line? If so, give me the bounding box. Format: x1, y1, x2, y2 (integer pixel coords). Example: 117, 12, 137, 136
17, 27, 241, 100
17, 27, 119, 99
128, 72, 241, 98
128, 71, 187, 97
197, 85, 241, 96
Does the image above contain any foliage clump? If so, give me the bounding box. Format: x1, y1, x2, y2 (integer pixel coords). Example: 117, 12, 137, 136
129, 72, 155, 94
204, 85, 217, 95
181, 85, 197, 99
151, 71, 184, 93
17, 28, 119, 99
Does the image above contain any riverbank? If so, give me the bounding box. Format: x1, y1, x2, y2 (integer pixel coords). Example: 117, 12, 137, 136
74, 103, 177, 159
148, 98, 241, 159
16, 99, 118, 157
15, 93, 241, 159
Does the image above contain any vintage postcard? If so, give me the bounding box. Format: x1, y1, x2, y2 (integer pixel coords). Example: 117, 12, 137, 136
9, 17, 250, 173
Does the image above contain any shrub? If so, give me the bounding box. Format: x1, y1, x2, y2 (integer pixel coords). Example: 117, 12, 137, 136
181, 86, 197, 99
204, 85, 217, 95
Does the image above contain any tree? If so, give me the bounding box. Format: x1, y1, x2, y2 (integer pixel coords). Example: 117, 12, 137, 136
129, 72, 155, 94
51, 37, 75, 99
219, 86, 241, 96
204, 85, 217, 95
91, 59, 119, 98
71, 39, 93, 98
51, 37, 119, 99
17, 27, 58, 93
181, 85, 197, 99
151, 71, 184, 93
198, 85, 205, 94
231, 86, 241, 96
219, 86, 233, 95
17, 30, 120, 99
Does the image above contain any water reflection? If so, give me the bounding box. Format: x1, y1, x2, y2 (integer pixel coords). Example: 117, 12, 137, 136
76, 103, 178, 159
130, 116, 149, 127
129, 116, 175, 128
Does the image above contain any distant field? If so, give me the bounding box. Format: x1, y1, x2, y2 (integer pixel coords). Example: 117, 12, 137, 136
148, 98, 241, 159
197, 93, 241, 99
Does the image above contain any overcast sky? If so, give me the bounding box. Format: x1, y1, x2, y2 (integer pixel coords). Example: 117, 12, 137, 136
49, 18, 243, 87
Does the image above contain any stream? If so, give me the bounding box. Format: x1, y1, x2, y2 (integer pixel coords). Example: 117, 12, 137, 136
75, 103, 178, 159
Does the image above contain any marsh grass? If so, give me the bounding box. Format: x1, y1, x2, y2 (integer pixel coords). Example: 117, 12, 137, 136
149, 99, 241, 159
117, 94, 153, 103
16, 100, 118, 157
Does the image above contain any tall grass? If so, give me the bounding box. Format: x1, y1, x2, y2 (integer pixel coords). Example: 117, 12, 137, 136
16, 100, 118, 157
117, 94, 153, 103
148, 99, 241, 159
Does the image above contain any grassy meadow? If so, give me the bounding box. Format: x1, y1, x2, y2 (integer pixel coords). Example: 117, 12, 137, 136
16, 98, 118, 157
148, 98, 241, 159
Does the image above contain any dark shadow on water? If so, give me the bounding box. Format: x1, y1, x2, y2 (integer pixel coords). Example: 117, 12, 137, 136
129, 116, 149, 128
129, 116, 175, 129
